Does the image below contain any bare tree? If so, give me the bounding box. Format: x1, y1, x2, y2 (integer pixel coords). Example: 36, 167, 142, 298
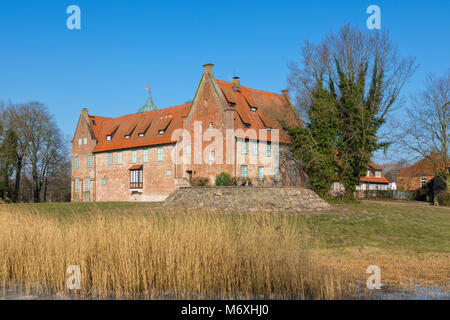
288, 24, 416, 122
401, 69, 450, 191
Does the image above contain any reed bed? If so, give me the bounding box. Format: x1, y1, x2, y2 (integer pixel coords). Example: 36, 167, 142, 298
0, 205, 352, 300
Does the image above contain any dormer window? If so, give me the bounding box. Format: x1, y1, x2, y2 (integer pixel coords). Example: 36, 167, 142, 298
244, 123, 250, 128
266, 127, 272, 131
106, 135, 112, 141
159, 130, 165, 135
228, 102, 236, 107
250, 107, 257, 112
125, 135, 130, 139
375, 171, 381, 178
139, 133, 145, 137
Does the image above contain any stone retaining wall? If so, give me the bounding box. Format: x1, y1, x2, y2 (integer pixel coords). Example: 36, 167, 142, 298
159, 187, 330, 213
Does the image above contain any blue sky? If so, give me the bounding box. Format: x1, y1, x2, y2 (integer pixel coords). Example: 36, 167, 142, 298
0, 1, 449, 163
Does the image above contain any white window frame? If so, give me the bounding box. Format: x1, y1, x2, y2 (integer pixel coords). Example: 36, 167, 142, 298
143, 149, 149, 163
131, 150, 137, 164
186, 144, 191, 155
108, 153, 113, 166
258, 166, 264, 181
117, 152, 122, 165
252, 141, 258, 156
157, 147, 163, 162
88, 154, 93, 168
420, 178, 427, 188
241, 165, 248, 178
83, 138, 88, 145
242, 140, 248, 154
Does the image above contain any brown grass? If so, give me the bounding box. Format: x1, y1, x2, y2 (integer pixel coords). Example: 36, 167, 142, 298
315, 248, 449, 289
0, 206, 352, 300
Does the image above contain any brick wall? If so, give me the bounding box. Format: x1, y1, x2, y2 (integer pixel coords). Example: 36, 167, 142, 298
71, 111, 96, 202
396, 175, 434, 191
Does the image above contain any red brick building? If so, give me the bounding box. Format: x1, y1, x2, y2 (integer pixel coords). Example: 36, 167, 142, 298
395, 154, 447, 191
71, 64, 306, 202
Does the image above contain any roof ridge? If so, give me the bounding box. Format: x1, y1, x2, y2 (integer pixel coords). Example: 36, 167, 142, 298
216, 79, 284, 97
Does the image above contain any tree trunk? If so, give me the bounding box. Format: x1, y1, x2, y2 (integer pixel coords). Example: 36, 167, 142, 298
12, 156, 23, 203
43, 177, 48, 202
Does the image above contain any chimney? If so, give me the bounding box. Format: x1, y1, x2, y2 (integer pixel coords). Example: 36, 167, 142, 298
203, 63, 214, 74
232, 77, 241, 88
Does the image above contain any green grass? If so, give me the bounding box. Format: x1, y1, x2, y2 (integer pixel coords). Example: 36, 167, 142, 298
304, 200, 450, 253
4, 199, 449, 254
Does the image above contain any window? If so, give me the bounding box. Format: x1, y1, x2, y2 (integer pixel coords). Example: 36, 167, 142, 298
266, 143, 271, 157
75, 178, 81, 191
108, 153, 113, 166
250, 107, 257, 112
159, 130, 165, 135
74, 157, 79, 170
130, 168, 143, 189
125, 135, 130, 139
274, 168, 280, 182
252, 141, 258, 155
258, 166, 264, 181
83, 138, 88, 145
84, 178, 90, 191
291, 167, 297, 185
367, 170, 371, 177
131, 150, 137, 164
102, 178, 107, 186
209, 151, 215, 164
186, 145, 191, 155
166, 169, 172, 177
78, 138, 82, 146
420, 178, 427, 188
375, 171, 381, 178
139, 133, 145, 138
88, 154, 93, 168
241, 165, 248, 178
106, 135, 112, 141
241, 140, 248, 154
117, 152, 122, 165
157, 147, 163, 162
143, 149, 149, 163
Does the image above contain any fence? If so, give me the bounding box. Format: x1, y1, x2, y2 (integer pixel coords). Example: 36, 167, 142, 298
357, 190, 416, 200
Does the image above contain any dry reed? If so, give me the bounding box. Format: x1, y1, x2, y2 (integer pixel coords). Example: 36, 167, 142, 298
0, 205, 352, 300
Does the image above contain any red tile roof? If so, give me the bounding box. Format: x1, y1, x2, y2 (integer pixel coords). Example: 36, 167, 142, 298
88, 116, 110, 138
217, 80, 299, 143
360, 162, 390, 184
93, 104, 190, 153
129, 165, 143, 170
90, 80, 299, 153
395, 154, 447, 176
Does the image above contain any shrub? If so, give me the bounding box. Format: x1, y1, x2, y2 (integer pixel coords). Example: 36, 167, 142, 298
190, 177, 210, 187
436, 191, 450, 206
215, 172, 232, 186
